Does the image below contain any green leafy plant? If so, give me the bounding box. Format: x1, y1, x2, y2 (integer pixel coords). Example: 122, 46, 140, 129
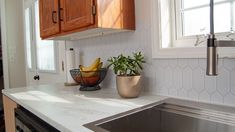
107, 52, 145, 76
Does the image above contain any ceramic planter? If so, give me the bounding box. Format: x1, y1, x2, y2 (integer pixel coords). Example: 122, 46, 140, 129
116, 75, 142, 98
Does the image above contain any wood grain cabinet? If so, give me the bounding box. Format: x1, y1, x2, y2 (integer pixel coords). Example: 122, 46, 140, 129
39, 0, 60, 38
39, 0, 135, 40
3, 95, 17, 132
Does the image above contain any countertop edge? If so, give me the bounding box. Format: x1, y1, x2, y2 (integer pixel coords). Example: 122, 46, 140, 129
3, 91, 73, 132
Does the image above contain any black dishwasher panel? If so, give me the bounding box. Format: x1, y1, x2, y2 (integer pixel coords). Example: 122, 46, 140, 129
15, 106, 60, 132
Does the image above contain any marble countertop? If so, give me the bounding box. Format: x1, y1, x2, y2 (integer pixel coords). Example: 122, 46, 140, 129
2, 84, 167, 132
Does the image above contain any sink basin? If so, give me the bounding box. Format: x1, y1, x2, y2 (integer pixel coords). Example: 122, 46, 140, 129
84, 98, 235, 132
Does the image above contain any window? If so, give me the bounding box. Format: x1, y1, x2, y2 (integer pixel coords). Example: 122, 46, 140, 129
24, 1, 57, 72
152, 0, 235, 58
159, 0, 235, 48
179, 0, 234, 36
34, 1, 56, 71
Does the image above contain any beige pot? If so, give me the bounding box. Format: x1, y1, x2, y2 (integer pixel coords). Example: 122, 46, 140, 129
116, 75, 142, 98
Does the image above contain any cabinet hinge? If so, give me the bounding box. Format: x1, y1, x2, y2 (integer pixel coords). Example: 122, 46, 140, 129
92, 5, 96, 15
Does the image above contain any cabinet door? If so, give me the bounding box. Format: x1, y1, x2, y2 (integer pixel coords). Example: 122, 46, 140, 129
60, 0, 95, 32
3, 96, 17, 132
39, 0, 60, 38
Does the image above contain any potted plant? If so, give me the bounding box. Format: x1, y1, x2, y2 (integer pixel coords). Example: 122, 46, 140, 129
107, 52, 145, 98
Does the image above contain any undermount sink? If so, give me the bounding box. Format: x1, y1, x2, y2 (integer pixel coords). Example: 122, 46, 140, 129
84, 98, 235, 132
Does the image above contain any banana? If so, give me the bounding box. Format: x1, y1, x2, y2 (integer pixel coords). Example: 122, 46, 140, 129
80, 70, 98, 78
97, 62, 103, 69
80, 58, 100, 71
80, 62, 103, 78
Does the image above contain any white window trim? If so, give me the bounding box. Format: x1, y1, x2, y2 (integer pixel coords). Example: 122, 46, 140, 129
151, 0, 235, 59
24, 1, 59, 74
0, 0, 10, 89
24, 7, 33, 71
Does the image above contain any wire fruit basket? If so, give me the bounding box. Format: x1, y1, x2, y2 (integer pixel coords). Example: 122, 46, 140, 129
70, 68, 107, 91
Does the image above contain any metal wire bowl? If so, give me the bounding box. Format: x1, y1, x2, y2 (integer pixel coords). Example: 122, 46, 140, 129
70, 68, 107, 91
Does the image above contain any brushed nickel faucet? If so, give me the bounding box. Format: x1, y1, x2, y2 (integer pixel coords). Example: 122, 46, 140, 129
207, 0, 235, 76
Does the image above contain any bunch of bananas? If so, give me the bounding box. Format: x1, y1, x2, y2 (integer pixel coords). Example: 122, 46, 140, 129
79, 58, 103, 77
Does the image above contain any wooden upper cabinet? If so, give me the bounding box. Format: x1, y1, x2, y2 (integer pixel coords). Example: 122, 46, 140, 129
97, 0, 135, 30
39, 0, 135, 40
60, 0, 95, 32
39, 0, 60, 38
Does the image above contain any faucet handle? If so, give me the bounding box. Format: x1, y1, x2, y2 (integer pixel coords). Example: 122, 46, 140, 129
216, 40, 235, 47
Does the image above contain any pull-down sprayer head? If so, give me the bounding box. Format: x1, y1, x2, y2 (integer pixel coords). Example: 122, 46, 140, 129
206, 35, 218, 76
206, 0, 218, 76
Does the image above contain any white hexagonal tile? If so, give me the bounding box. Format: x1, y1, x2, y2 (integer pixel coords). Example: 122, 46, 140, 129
158, 60, 169, 68
231, 70, 235, 95
217, 68, 230, 96
158, 86, 168, 95
198, 59, 207, 70
199, 91, 210, 103
119, 32, 133, 45
168, 59, 178, 68
142, 67, 156, 92
193, 68, 205, 93
188, 89, 199, 100
177, 89, 188, 99
187, 59, 199, 69
223, 93, 235, 106
205, 76, 217, 94
156, 67, 165, 88
211, 92, 223, 104
155, 67, 162, 88
155, 84, 161, 93
218, 58, 223, 68
173, 67, 183, 90
152, 59, 160, 67
102, 70, 116, 88
177, 59, 188, 68
169, 88, 178, 97
223, 58, 235, 71
182, 67, 193, 91
165, 67, 173, 88
140, 31, 151, 49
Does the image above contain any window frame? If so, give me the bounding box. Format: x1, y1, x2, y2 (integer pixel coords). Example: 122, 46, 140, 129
176, 0, 235, 38
24, 7, 33, 70
151, 0, 235, 59
24, 0, 59, 73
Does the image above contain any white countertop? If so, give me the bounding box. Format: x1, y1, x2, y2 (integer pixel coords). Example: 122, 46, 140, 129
2, 84, 167, 132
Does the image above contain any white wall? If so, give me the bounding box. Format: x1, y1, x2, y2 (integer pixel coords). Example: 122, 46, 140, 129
3, 0, 26, 88
67, 0, 235, 106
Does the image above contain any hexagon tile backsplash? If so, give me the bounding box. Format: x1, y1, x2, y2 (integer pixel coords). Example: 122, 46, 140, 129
152, 58, 235, 106
67, 34, 235, 107
67, 32, 235, 107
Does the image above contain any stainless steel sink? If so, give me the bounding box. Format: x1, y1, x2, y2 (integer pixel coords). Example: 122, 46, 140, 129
84, 98, 235, 132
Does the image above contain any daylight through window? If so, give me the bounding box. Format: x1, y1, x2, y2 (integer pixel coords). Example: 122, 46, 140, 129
159, 0, 235, 48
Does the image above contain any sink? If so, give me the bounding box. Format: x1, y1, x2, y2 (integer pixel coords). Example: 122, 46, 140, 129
84, 98, 235, 132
